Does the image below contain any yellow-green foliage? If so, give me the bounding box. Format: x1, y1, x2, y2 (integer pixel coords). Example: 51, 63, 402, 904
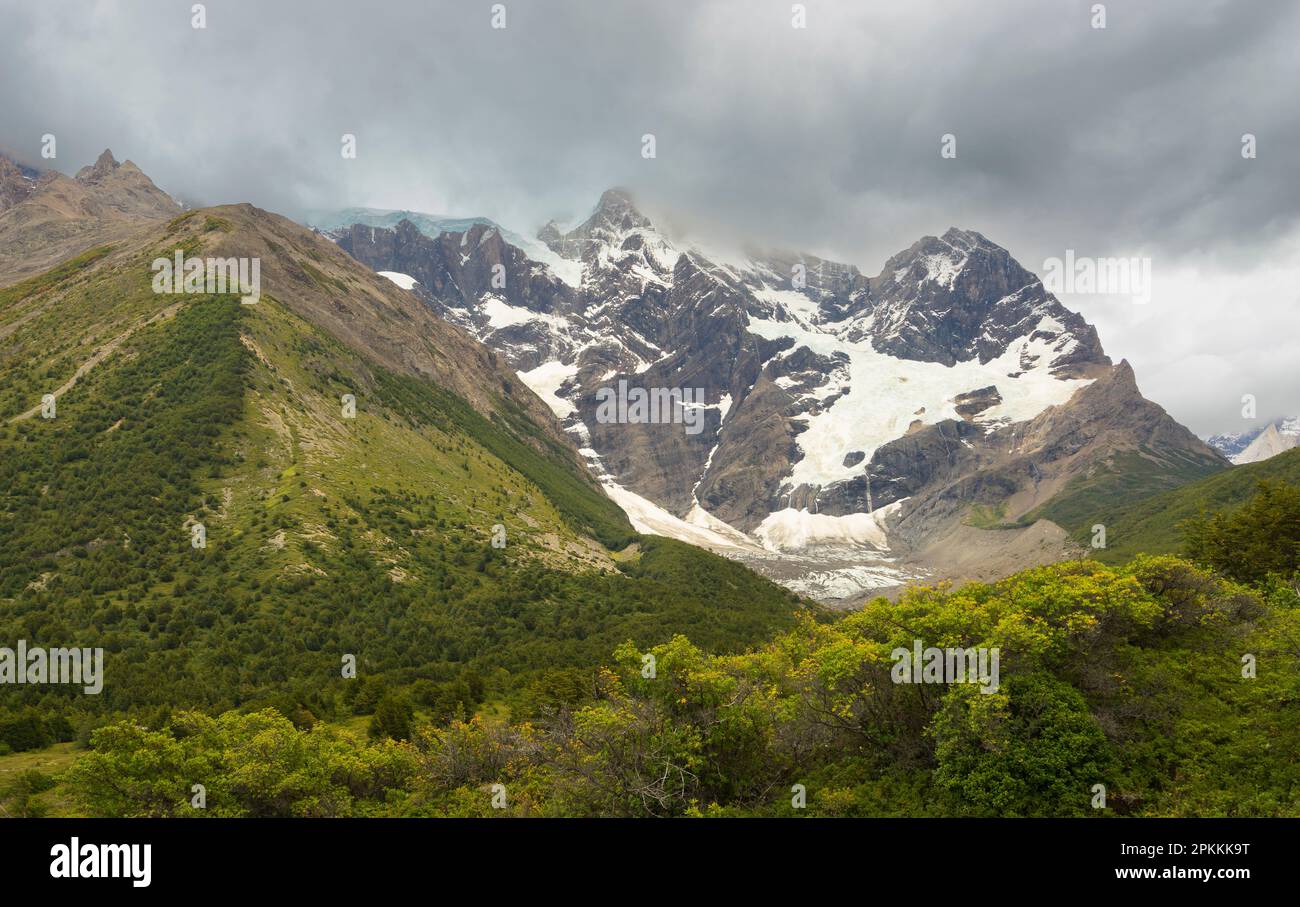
63, 556, 1300, 818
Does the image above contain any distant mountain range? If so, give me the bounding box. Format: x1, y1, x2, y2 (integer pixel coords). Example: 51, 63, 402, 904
316, 190, 1229, 600
1209, 417, 1300, 464
2, 146, 1294, 823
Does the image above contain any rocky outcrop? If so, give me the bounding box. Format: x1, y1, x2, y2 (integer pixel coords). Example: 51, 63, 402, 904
850, 229, 1110, 376
953, 385, 1003, 420
888, 360, 1227, 549
0, 154, 39, 213
1217, 418, 1300, 464
0, 149, 180, 287
75, 149, 122, 184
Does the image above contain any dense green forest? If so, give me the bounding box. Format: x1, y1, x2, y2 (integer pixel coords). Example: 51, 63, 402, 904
32, 545, 1300, 818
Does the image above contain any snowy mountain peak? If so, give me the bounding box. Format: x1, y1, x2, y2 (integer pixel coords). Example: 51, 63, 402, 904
940, 226, 996, 251
879, 228, 1009, 289
1207, 428, 1255, 457
320, 200, 1210, 603
540, 188, 679, 280
1234, 423, 1289, 464
1212, 416, 1300, 464
591, 187, 650, 229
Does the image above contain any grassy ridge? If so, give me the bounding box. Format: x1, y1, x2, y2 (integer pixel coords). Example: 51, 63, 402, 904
0, 245, 113, 311
1091, 447, 1300, 563
1023, 447, 1225, 549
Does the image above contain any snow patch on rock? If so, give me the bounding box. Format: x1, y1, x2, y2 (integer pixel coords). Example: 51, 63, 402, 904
377, 271, 418, 290
518, 360, 578, 419
754, 502, 903, 552
746, 310, 1091, 490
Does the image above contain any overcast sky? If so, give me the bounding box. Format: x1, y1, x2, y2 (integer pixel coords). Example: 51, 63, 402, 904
3, 0, 1297, 437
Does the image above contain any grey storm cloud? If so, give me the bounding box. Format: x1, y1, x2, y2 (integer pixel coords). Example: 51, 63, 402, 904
2, 0, 1298, 436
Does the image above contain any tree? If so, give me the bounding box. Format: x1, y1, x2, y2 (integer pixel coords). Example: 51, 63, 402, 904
1183, 480, 1300, 585
369, 692, 414, 742
930, 673, 1112, 817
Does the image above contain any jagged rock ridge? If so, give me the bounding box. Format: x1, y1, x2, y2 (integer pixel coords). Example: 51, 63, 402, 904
324, 190, 1226, 600
0, 148, 180, 287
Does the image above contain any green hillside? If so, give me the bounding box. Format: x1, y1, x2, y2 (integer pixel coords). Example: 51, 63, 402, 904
1089, 447, 1300, 563
1023, 446, 1226, 553
0, 227, 806, 757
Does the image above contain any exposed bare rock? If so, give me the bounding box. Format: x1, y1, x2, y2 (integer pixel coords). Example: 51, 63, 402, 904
0, 148, 180, 287
0, 154, 39, 213
193, 205, 575, 441
887, 360, 1227, 551
953, 385, 1002, 420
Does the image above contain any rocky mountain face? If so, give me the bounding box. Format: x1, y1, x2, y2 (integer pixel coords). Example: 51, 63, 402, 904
335, 218, 580, 368
0, 153, 40, 212
1209, 429, 1256, 460
0, 148, 179, 286
325, 190, 1226, 601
